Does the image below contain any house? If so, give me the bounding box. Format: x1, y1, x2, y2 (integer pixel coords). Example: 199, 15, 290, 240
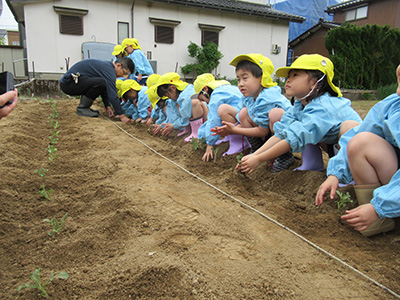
286, 0, 400, 62
326, 0, 400, 28
289, 19, 340, 59
5, 0, 304, 80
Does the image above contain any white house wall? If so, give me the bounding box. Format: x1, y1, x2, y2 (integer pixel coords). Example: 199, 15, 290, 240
24, 0, 132, 78
23, 0, 289, 79
133, 1, 289, 79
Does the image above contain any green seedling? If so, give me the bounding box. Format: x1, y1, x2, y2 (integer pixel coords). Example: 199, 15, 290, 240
236, 152, 244, 164
43, 213, 68, 237
34, 167, 48, 180
50, 119, 60, 129
17, 267, 69, 298
335, 191, 353, 213
190, 137, 206, 151
49, 135, 58, 145
212, 147, 219, 163
47, 144, 59, 163
38, 184, 53, 200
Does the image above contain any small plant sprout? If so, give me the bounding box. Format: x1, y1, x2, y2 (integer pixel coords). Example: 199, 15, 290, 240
47, 144, 59, 163
236, 152, 244, 165
335, 191, 353, 214
43, 213, 68, 236
38, 184, 53, 200
49, 135, 58, 145
17, 267, 69, 298
34, 167, 48, 180
190, 137, 206, 151
212, 147, 219, 162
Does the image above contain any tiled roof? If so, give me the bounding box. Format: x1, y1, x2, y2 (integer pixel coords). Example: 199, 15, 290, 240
326, 0, 370, 13
146, 0, 305, 23
289, 19, 341, 46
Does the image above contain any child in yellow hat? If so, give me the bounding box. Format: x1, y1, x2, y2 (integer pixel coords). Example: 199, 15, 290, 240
193, 73, 249, 161
237, 54, 362, 175
112, 45, 126, 62
153, 72, 208, 138
122, 38, 154, 85
211, 53, 292, 169
119, 79, 151, 123
315, 64, 400, 237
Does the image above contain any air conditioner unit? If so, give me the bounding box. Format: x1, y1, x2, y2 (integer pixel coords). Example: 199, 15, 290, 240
271, 44, 281, 55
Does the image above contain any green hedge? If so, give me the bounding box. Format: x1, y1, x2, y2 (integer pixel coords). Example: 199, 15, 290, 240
325, 24, 400, 90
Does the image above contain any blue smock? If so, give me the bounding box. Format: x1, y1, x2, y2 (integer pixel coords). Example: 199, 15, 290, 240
274, 92, 362, 153
123, 87, 151, 119
327, 93, 400, 218
198, 85, 243, 145
128, 51, 154, 76
154, 99, 172, 126
165, 85, 195, 129
240, 85, 291, 129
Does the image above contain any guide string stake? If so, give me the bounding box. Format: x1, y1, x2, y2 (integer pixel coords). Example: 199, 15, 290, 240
102, 115, 400, 299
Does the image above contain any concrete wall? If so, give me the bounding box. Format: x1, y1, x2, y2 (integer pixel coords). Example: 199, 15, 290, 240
22, 0, 289, 79
0, 46, 25, 77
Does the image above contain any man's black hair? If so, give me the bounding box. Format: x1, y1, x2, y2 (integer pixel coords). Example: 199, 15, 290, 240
116, 57, 135, 74
236, 60, 262, 78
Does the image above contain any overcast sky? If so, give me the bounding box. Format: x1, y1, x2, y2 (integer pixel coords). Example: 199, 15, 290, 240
0, 0, 18, 30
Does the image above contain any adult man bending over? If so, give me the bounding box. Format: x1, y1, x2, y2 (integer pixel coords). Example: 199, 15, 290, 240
60, 57, 134, 123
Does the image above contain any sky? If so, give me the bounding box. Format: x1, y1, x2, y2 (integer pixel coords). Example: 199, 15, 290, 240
0, 0, 18, 30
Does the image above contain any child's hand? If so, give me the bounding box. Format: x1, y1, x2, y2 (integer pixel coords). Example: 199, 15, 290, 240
152, 124, 162, 135
146, 118, 154, 127
238, 154, 260, 174
315, 175, 339, 206
341, 204, 379, 231
161, 123, 174, 136
202, 145, 214, 162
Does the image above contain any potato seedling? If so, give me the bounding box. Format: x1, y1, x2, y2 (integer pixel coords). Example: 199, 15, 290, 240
38, 184, 53, 200
236, 152, 244, 164
335, 191, 353, 214
190, 137, 206, 151
212, 147, 219, 163
43, 213, 68, 236
17, 267, 69, 298
34, 167, 48, 180
47, 144, 59, 163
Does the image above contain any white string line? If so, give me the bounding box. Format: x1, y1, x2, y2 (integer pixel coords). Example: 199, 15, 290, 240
103, 116, 400, 299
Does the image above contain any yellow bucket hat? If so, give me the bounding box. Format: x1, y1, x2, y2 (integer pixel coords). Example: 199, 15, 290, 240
207, 80, 231, 90
146, 74, 161, 89
121, 38, 141, 50
120, 79, 142, 98
155, 72, 188, 94
116, 79, 124, 98
193, 73, 215, 94
147, 86, 163, 109
112, 45, 124, 56
275, 54, 342, 97
230, 53, 277, 88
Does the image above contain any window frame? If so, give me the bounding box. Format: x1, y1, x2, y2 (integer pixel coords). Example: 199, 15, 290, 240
345, 5, 368, 21
149, 17, 181, 45
53, 6, 88, 36
198, 24, 225, 47
118, 22, 129, 44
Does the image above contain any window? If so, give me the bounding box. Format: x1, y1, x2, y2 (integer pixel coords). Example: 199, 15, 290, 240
118, 22, 129, 44
149, 17, 181, 44
198, 24, 225, 46
155, 25, 174, 44
54, 6, 88, 36
345, 5, 368, 21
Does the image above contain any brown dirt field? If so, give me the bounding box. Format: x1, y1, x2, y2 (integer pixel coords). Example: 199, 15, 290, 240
0, 97, 399, 299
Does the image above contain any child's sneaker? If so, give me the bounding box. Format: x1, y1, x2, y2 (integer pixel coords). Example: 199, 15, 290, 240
272, 151, 294, 172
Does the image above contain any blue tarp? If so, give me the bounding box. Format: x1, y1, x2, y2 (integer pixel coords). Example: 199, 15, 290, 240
274, 0, 341, 42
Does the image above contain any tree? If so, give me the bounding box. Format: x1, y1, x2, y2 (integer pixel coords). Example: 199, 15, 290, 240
180, 41, 223, 78
325, 24, 400, 90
